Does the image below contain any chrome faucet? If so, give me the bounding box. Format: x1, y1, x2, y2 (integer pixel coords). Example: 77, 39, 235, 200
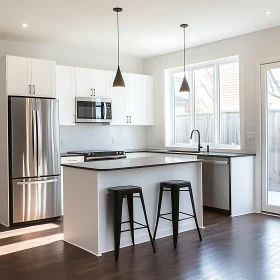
190, 130, 203, 152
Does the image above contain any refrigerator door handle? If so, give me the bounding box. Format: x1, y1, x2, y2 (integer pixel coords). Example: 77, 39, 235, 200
36, 110, 42, 167
16, 179, 58, 186
32, 110, 38, 168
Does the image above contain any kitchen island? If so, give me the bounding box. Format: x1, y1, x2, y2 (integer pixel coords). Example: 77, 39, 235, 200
62, 156, 203, 256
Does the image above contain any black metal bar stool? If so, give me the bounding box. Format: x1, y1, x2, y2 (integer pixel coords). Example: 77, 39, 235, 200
108, 185, 156, 261
153, 180, 202, 248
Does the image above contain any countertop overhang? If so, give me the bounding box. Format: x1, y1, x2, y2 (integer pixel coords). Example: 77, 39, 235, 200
125, 149, 256, 158
61, 156, 202, 171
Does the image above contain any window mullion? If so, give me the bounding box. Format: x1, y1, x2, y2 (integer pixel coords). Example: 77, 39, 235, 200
190, 69, 195, 145
214, 64, 220, 146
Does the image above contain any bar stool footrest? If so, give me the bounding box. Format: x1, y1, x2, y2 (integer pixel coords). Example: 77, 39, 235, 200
121, 221, 147, 233
159, 211, 195, 222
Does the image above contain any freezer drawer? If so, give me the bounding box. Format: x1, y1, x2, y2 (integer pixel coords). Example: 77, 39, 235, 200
12, 176, 61, 223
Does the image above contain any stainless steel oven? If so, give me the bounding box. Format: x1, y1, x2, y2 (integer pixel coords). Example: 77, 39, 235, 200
75, 97, 112, 123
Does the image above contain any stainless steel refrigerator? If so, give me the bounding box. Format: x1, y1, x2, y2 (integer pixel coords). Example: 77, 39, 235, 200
8, 97, 61, 224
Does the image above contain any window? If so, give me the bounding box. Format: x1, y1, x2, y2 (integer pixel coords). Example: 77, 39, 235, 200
171, 56, 240, 148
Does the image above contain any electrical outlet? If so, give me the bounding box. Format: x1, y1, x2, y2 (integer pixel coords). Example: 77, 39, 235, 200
246, 132, 255, 140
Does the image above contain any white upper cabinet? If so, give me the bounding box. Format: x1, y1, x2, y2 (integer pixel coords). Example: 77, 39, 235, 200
146, 75, 154, 125
91, 69, 107, 97
31, 58, 56, 98
75, 67, 108, 98
75, 67, 92, 97
107, 71, 127, 125
125, 73, 147, 125
7, 56, 31, 96
7, 56, 55, 98
56, 65, 76, 126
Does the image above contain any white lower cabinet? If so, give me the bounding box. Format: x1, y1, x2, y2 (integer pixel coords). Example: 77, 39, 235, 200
61, 156, 84, 214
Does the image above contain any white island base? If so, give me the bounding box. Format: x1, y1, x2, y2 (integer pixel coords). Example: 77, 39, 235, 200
63, 158, 203, 257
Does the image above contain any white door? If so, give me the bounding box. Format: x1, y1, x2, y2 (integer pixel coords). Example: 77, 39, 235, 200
31, 59, 55, 98
146, 76, 154, 125
107, 71, 127, 125
75, 67, 92, 97
7, 56, 32, 96
126, 73, 147, 125
56, 65, 76, 126
261, 62, 280, 214
91, 69, 108, 97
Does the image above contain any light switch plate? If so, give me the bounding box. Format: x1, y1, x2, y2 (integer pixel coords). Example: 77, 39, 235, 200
246, 132, 255, 140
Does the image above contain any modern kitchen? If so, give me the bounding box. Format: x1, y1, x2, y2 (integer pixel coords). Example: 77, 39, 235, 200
1, 1, 280, 279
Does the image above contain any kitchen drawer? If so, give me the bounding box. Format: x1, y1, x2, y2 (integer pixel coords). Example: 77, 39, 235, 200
61, 156, 84, 164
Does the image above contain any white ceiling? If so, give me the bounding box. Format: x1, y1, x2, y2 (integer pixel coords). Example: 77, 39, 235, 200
0, 0, 280, 59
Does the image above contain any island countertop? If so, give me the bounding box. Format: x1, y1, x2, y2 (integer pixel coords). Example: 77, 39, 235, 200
61, 156, 202, 171
125, 149, 255, 158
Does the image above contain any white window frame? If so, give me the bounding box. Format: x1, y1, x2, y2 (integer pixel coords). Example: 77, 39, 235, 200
165, 55, 243, 150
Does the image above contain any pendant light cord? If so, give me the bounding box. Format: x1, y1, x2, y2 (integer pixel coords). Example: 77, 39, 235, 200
117, 11, 120, 66
184, 26, 186, 75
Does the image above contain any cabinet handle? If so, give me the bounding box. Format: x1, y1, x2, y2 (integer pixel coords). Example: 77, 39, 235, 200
29, 85, 31, 94
90, 88, 93, 96
93, 89, 96, 96
126, 116, 128, 123
33, 85, 35, 95
129, 116, 131, 123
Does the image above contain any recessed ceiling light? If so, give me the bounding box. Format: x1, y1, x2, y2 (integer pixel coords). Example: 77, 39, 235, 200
264, 11, 272, 15
21, 23, 28, 28
130, 43, 135, 47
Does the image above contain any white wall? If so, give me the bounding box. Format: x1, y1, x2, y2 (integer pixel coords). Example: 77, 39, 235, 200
0, 39, 143, 73
60, 124, 146, 153
143, 25, 280, 213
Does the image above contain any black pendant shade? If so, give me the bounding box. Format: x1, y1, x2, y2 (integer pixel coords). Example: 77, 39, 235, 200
113, 65, 125, 87
179, 24, 190, 93
113, 7, 125, 88
179, 75, 190, 93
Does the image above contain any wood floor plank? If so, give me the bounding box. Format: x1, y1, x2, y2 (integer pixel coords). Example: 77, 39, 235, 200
0, 212, 280, 280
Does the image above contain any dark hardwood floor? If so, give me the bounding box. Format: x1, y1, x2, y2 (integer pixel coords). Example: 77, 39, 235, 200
1, 212, 280, 280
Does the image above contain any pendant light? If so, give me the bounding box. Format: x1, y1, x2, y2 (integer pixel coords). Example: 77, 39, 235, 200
179, 24, 190, 93
113, 7, 125, 88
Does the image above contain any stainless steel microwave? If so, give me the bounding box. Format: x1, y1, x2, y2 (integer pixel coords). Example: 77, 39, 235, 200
75, 97, 112, 123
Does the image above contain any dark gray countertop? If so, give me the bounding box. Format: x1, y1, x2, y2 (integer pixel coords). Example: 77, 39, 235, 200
62, 156, 202, 171
125, 149, 255, 158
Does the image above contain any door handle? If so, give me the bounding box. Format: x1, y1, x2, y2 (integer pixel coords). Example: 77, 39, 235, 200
36, 110, 42, 167
33, 85, 35, 94
29, 85, 32, 94
202, 160, 228, 165
17, 179, 58, 185
103, 102, 107, 120
32, 110, 38, 168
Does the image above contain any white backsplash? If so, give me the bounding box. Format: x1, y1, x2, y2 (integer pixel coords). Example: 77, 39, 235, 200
60, 124, 146, 153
